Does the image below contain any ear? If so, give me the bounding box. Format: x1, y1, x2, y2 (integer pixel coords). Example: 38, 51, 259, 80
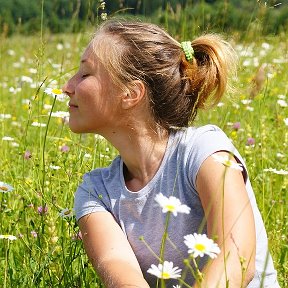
121, 80, 146, 109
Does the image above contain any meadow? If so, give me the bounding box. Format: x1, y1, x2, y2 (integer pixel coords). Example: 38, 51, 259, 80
0, 17, 287, 288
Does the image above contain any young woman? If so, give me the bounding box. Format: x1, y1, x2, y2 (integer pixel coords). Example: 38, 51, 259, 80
63, 19, 279, 287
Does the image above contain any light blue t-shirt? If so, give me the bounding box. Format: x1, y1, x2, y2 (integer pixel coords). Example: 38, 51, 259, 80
75, 125, 279, 287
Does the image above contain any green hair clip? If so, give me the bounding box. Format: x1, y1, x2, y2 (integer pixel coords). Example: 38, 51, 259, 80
181, 41, 194, 62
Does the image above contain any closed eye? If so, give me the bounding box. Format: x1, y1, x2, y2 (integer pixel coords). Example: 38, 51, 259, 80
82, 74, 90, 78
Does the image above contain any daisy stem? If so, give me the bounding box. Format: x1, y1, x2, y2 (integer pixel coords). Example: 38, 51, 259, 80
40, 95, 57, 234
4, 240, 10, 288
191, 257, 203, 286
139, 236, 161, 262
184, 257, 198, 285
178, 277, 193, 288
159, 212, 171, 288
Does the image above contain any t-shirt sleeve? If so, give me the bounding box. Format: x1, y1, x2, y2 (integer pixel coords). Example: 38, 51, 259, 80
187, 125, 247, 190
74, 172, 109, 221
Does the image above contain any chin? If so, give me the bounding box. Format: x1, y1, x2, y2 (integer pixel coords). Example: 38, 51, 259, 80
69, 122, 84, 134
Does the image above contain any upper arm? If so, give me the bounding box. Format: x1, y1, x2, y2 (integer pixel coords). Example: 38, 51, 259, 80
196, 151, 256, 266
78, 212, 147, 287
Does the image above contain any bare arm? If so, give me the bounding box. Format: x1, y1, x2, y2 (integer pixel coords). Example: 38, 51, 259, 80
195, 151, 256, 288
78, 212, 149, 288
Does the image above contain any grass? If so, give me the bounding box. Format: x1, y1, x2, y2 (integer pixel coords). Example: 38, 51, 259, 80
0, 19, 287, 288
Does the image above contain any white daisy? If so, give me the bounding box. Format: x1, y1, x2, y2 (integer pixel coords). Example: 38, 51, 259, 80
20, 76, 33, 83
184, 233, 220, 259
83, 153, 92, 158
44, 87, 67, 102
155, 193, 191, 216
263, 168, 288, 175
212, 154, 243, 171
284, 118, 288, 126
0, 182, 14, 193
147, 261, 182, 279
0, 114, 12, 119
59, 208, 74, 218
50, 165, 61, 170
50, 111, 70, 118
31, 122, 46, 127
0, 234, 17, 241
241, 99, 252, 105
2, 136, 14, 141
277, 99, 287, 107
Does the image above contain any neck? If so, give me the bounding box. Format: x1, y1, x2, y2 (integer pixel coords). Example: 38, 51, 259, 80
102, 123, 169, 191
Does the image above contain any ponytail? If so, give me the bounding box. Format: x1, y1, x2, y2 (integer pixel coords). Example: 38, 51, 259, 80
183, 34, 237, 109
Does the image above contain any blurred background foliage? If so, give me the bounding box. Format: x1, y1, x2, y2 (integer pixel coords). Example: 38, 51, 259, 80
0, 0, 287, 38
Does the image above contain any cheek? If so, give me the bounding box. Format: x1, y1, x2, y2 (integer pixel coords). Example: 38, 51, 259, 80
76, 81, 100, 104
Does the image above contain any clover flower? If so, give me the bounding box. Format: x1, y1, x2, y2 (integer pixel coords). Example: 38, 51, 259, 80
212, 154, 243, 171
232, 122, 241, 130
246, 137, 255, 146
37, 205, 48, 215
60, 145, 70, 153
155, 193, 191, 216
0, 234, 17, 241
0, 182, 14, 193
184, 233, 220, 259
147, 261, 182, 279
24, 150, 32, 160
44, 87, 67, 102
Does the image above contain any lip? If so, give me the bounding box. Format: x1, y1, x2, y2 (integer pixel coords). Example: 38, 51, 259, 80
68, 102, 78, 109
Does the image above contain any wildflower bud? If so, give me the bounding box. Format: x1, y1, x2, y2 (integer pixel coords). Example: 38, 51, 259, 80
24, 150, 32, 159
100, 13, 107, 21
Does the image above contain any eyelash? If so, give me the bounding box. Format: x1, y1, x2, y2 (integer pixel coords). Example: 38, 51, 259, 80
82, 74, 89, 78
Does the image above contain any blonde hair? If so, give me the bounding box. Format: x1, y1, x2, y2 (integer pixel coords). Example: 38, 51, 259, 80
91, 19, 237, 130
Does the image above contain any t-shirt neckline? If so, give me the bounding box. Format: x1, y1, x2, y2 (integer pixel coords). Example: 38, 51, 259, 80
119, 131, 177, 198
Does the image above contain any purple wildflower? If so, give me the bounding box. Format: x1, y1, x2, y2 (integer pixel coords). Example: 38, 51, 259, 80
233, 122, 241, 130
24, 150, 32, 159
31, 231, 38, 238
37, 205, 48, 215
246, 137, 255, 146
60, 145, 70, 153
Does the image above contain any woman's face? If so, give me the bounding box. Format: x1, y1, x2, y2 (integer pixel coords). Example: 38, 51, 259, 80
63, 41, 123, 134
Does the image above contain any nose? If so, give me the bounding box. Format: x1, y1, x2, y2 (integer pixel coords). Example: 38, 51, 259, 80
62, 76, 75, 97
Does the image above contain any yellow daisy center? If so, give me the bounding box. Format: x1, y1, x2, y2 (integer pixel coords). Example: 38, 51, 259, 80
51, 88, 62, 95
64, 210, 71, 215
161, 272, 171, 279
0, 186, 8, 191
195, 243, 206, 252
165, 204, 175, 211
223, 160, 232, 167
